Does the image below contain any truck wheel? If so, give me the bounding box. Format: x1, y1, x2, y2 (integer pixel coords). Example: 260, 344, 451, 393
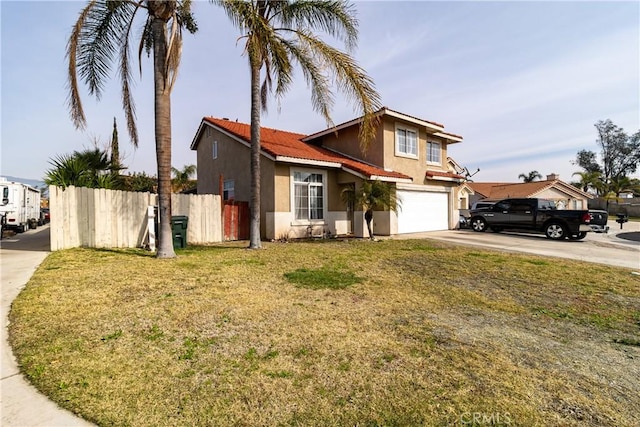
545, 222, 567, 240
569, 232, 587, 240
470, 217, 487, 232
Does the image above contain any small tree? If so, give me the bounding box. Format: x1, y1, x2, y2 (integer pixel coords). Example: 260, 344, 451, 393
109, 117, 124, 180
171, 164, 197, 192
518, 171, 542, 183
573, 120, 640, 196
571, 171, 603, 195
45, 148, 116, 189
343, 180, 401, 240
122, 172, 157, 193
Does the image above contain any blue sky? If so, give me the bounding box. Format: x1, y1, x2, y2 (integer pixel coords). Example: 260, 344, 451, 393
1, 1, 638, 184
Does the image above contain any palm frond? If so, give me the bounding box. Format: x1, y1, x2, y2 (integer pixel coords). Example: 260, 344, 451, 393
281, 0, 358, 50
67, 0, 98, 130
76, 1, 138, 98
296, 31, 381, 149
118, 1, 142, 146
280, 37, 333, 124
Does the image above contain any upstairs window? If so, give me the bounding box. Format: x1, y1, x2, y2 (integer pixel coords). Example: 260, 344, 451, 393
212, 140, 218, 159
395, 126, 418, 157
223, 179, 234, 200
293, 171, 324, 221
427, 141, 441, 164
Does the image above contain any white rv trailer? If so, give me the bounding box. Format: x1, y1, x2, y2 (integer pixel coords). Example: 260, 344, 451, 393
0, 177, 42, 233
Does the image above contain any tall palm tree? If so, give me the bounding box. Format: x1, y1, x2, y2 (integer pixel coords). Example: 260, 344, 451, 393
215, 0, 381, 249
67, 0, 197, 258
518, 170, 542, 183
171, 164, 197, 192
342, 180, 401, 240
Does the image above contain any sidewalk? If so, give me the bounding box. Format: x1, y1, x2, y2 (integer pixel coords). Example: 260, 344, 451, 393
1, 225, 93, 426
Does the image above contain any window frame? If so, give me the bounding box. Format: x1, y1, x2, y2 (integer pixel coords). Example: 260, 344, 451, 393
394, 124, 419, 159
212, 140, 218, 159
426, 140, 441, 165
290, 168, 327, 224
223, 179, 234, 201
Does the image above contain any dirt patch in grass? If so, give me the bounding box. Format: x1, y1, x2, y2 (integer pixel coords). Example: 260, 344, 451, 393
9, 239, 640, 426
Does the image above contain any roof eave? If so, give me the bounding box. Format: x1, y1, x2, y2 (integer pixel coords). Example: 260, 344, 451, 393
427, 175, 465, 183
275, 156, 342, 169
189, 120, 208, 150
302, 107, 449, 142
432, 131, 463, 143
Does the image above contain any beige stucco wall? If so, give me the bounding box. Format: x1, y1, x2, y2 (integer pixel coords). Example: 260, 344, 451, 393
195, 126, 252, 199
311, 116, 455, 183
316, 122, 385, 168
266, 164, 362, 239
195, 125, 279, 238
196, 118, 463, 240
380, 118, 451, 183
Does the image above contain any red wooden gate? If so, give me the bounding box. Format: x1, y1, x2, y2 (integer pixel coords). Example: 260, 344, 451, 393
223, 201, 250, 241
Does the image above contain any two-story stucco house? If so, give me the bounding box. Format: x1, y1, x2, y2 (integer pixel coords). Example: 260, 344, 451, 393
190, 107, 465, 240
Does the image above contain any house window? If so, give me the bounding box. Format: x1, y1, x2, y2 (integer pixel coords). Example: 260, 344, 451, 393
395, 125, 418, 157
293, 170, 325, 221
427, 141, 441, 164
223, 179, 234, 200
212, 141, 218, 159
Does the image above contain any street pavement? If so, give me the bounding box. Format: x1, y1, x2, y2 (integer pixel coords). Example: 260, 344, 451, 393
1, 224, 93, 426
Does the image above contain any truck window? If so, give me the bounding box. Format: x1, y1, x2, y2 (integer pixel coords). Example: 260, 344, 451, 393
511, 201, 531, 212
538, 200, 556, 210
495, 201, 510, 211
1, 187, 7, 205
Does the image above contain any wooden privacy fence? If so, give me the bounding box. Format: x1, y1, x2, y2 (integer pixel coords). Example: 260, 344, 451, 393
223, 200, 250, 241
49, 186, 222, 251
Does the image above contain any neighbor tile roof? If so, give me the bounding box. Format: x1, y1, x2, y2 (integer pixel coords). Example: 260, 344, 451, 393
203, 117, 411, 181
467, 180, 592, 200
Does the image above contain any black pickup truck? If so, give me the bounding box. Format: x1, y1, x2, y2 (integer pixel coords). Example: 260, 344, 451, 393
469, 198, 592, 240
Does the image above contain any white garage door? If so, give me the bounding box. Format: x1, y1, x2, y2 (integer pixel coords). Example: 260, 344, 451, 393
397, 190, 448, 233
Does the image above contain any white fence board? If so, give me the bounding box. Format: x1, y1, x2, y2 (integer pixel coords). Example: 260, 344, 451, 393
49, 186, 222, 251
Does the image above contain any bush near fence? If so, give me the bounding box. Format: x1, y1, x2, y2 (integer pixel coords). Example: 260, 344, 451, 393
49, 186, 222, 251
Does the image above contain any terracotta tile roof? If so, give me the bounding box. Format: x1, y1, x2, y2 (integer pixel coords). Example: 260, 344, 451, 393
468, 180, 592, 200
203, 117, 411, 181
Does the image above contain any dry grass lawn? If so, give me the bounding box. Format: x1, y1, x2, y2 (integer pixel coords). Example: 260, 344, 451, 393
9, 239, 640, 426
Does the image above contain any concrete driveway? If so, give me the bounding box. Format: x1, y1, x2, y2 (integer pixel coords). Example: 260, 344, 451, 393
414, 220, 640, 270
1, 225, 92, 426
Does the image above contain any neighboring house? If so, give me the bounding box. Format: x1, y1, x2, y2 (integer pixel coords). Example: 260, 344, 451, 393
468, 174, 593, 210
190, 107, 465, 240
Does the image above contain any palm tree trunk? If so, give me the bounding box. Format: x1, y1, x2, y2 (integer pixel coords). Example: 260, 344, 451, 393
151, 17, 176, 259
248, 56, 262, 249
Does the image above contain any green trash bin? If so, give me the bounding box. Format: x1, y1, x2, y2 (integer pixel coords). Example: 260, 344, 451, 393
171, 216, 189, 249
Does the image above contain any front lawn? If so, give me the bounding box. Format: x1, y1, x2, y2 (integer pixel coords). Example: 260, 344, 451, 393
9, 239, 640, 426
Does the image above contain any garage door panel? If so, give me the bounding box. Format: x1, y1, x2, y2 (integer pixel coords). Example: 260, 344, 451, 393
397, 190, 448, 233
